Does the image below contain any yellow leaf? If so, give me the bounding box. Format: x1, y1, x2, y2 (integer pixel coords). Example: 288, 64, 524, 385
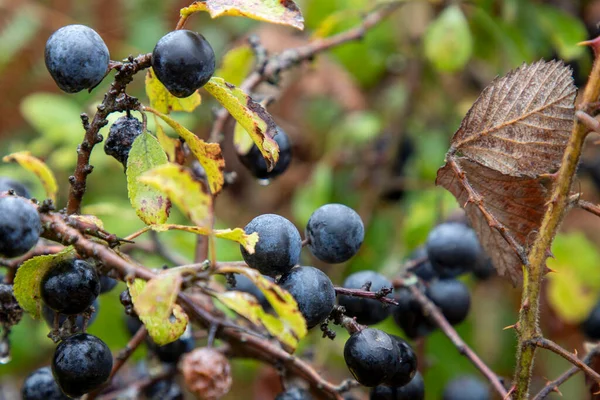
154, 117, 179, 162
127, 277, 189, 345
233, 120, 255, 155
216, 46, 255, 87
139, 164, 212, 227
204, 77, 279, 170
216, 265, 307, 351
145, 69, 201, 114
150, 224, 258, 254
3, 151, 58, 202
181, 0, 304, 30
148, 109, 225, 194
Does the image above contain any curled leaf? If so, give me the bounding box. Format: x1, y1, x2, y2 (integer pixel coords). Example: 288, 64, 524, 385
145, 69, 201, 114
204, 77, 279, 170
3, 151, 58, 201
181, 0, 304, 30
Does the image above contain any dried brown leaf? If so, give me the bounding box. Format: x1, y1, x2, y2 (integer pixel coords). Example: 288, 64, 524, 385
437, 158, 552, 285
450, 60, 576, 177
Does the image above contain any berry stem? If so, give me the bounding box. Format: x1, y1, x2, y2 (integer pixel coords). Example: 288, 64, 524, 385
512, 37, 600, 399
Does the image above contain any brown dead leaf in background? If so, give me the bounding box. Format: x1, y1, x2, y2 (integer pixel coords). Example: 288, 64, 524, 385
437, 60, 577, 284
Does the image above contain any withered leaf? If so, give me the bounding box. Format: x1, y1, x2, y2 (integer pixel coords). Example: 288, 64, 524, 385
450, 60, 576, 177
437, 158, 552, 285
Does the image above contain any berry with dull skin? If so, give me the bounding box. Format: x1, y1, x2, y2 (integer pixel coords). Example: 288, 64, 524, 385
338, 270, 393, 325
426, 222, 483, 278
41, 259, 100, 315
0, 196, 41, 258
151, 30, 215, 98
240, 214, 302, 277
392, 286, 435, 339
45, 25, 109, 93
0, 177, 30, 198
22, 366, 69, 400
278, 266, 336, 329
426, 279, 470, 325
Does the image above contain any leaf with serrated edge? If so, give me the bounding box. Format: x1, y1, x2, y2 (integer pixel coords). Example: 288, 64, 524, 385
127, 277, 188, 345
3, 151, 58, 201
13, 247, 75, 319
150, 110, 225, 194
181, 0, 304, 30
436, 158, 551, 285
139, 164, 211, 228
204, 77, 279, 170
216, 265, 307, 351
449, 60, 576, 177
126, 132, 170, 225
150, 224, 258, 254
145, 69, 201, 114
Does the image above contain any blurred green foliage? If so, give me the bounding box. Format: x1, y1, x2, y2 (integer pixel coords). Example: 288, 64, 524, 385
0, 0, 598, 399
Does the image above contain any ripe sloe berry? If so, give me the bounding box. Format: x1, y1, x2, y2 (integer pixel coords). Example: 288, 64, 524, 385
240, 214, 302, 277
227, 273, 273, 311
343, 328, 403, 387
124, 314, 144, 337
275, 387, 313, 399
370, 371, 425, 400
239, 127, 292, 180
41, 259, 100, 315
407, 246, 437, 282
0, 196, 41, 258
392, 286, 434, 339
104, 116, 143, 167
472, 256, 496, 280
278, 266, 336, 329
306, 204, 364, 264
426, 279, 470, 325
45, 25, 109, 93
152, 30, 215, 98
99, 275, 118, 294
582, 299, 600, 340
42, 299, 99, 330
386, 336, 418, 386
148, 329, 194, 364
52, 333, 113, 397
426, 223, 483, 278
22, 366, 69, 400
144, 379, 184, 400
443, 376, 490, 400
0, 177, 30, 198
338, 270, 393, 325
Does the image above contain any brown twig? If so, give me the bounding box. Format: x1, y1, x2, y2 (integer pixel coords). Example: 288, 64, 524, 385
208, 2, 403, 143
576, 199, 600, 218
527, 338, 600, 387
532, 346, 600, 400
66, 54, 152, 215
334, 286, 397, 305
407, 285, 508, 398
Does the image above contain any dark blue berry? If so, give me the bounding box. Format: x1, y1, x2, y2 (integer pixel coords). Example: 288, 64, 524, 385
392, 286, 434, 339
148, 330, 194, 364
99, 275, 118, 294
52, 333, 113, 397
407, 246, 437, 282
343, 328, 403, 387
124, 314, 144, 337
104, 116, 143, 167
227, 273, 273, 310
338, 270, 393, 325
22, 366, 69, 400
241, 214, 302, 277
239, 127, 292, 180
386, 336, 418, 386
144, 379, 184, 400
0, 196, 41, 258
472, 257, 496, 281
42, 299, 99, 330
152, 30, 215, 98
426, 279, 470, 326
443, 376, 490, 400
0, 177, 30, 198
279, 266, 336, 329
426, 223, 483, 278
306, 204, 364, 264
275, 387, 313, 399
370, 371, 425, 400
45, 25, 109, 93
41, 259, 100, 315
582, 299, 600, 340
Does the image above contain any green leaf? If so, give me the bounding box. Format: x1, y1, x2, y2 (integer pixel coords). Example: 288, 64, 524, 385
536, 4, 587, 61
547, 233, 600, 323
216, 46, 255, 87
145, 69, 201, 114
291, 161, 333, 227
148, 110, 225, 194
13, 247, 75, 319
127, 276, 188, 345
424, 5, 473, 72
126, 132, 170, 225
181, 0, 304, 30
3, 151, 58, 202
139, 164, 212, 227
204, 77, 279, 170
216, 266, 307, 351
